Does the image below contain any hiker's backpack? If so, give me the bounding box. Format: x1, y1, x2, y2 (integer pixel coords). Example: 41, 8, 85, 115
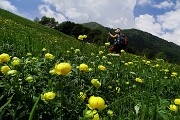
116, 34, 128, 45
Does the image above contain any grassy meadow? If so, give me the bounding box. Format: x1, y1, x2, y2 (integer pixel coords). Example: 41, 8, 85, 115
0, 9, 180, 120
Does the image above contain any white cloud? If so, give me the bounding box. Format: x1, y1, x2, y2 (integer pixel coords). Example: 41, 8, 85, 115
39, 0, 136, 29
135, 9, 180, 45
136, 0, 151, 5
152, 1, 174, 9
0, 0, 18, 13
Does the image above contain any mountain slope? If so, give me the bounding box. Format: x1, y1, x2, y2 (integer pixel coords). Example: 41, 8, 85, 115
83, 22, 180, 64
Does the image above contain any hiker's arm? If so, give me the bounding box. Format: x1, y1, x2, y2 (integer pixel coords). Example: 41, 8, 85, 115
108, 32, 118, 38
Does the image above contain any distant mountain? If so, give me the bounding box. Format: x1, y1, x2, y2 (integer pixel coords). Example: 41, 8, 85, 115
83, 22, 180, 64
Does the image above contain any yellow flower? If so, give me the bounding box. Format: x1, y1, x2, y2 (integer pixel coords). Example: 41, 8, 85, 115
26, 53, 32, 56
7, 70, 17, 76
91, 79, 101, 89
41, 92, 56, 101
45, 53, 55, 59
11, 59, 20, 66
105, 42, 110, 46
120, 49, 125, 53
92, 110, 99, 120
1, 66, 11, 74
0, 53, 10, 63
26, 76, 34, 82
116, 87, 120, 93
174, 99, 180, 105
164, 69, 169, 73
146, 61, 151, 64
102, 56, 107, 60
155, 64, 159, 67
83, 35, 87, 38
124, 63, 128, 66
107, 62, 112, 64
49, 69, 55, 75
99, 51, 103, 55
85, 110, 99, 120
107, 110, 113, 117
128, 62, 133, 65
55, 62, 72, 75
79, 63, 89, 72
79, 92, 87, 100
171, 72, 177, 77
87, 96, 106, 110
135, 78, 143, 83
42, 48, 46, 51
74, 49, 80, 53
169, 104, 178, 112
78, 35, 84, 40
98, 65, 106, 71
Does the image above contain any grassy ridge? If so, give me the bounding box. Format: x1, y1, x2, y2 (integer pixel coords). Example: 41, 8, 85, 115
0, 8, 180, 119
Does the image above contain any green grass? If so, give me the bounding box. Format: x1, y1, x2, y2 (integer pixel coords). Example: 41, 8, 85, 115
0, 8, 180, 120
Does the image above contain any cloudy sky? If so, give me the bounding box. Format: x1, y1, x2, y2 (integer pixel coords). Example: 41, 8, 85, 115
0, 0, 180, 46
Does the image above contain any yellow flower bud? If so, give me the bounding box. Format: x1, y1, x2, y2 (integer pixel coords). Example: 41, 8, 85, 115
42, 48, 46, 51
105, 42, 110, 46
41, 92, 56, 101
91, 79, 101, 89
1, 66, 11, 74
98, 65, 106, 71
79, 63, 89, 72
120, 49, 125, 53
26, 76, 34, 82
55, 62, 72, 75
11, 59, 20, 66
107, 110, 113, 117
99, 51, 103, 55
45, 53, 55, 59
135, 78, 143, 83
0, 53, 10, 63
174, 99, 180, 105
169, 104, 178, 112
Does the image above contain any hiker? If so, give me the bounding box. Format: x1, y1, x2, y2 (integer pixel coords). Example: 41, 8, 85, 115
108, 28, 121, 53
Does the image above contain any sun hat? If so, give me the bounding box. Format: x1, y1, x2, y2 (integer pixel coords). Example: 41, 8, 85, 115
115, 28, 121, 33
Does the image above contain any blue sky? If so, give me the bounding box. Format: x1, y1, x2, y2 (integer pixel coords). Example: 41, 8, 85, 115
0, 0, 180, 46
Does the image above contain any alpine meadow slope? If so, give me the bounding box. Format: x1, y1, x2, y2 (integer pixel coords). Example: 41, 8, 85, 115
83, 22, 180, 65
0, 8, 180, 120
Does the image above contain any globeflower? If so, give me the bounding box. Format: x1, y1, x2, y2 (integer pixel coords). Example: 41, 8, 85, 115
11, 58, 20, 66
1, 66, 11, 74
45, 53, 55, 59
85, 110, 99, 120
169, 104, 178, 112
26, 76, 34, 82
91, 79, 101, 89
105, 42, 110, 46
42, 48, 46, 51
55, 62, 72, 75
79, 63, 89, 72
135, 78, 143, 83
174, 99, 180, 105
41, 92, 56, 101
87, 96, 106, 110
99, 51, 103, 55
120, 49, 125, 53
98, 65, 106, 71
171, 72, 178, 77
0, 53, 10, 63
7, 70, 17, 76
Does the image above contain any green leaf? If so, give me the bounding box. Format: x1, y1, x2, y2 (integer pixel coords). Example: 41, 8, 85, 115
28, 95, 40, 120
0, 94, 14, 112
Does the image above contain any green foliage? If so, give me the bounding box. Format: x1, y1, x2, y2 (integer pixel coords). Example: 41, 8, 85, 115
0, 8, 180, 120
